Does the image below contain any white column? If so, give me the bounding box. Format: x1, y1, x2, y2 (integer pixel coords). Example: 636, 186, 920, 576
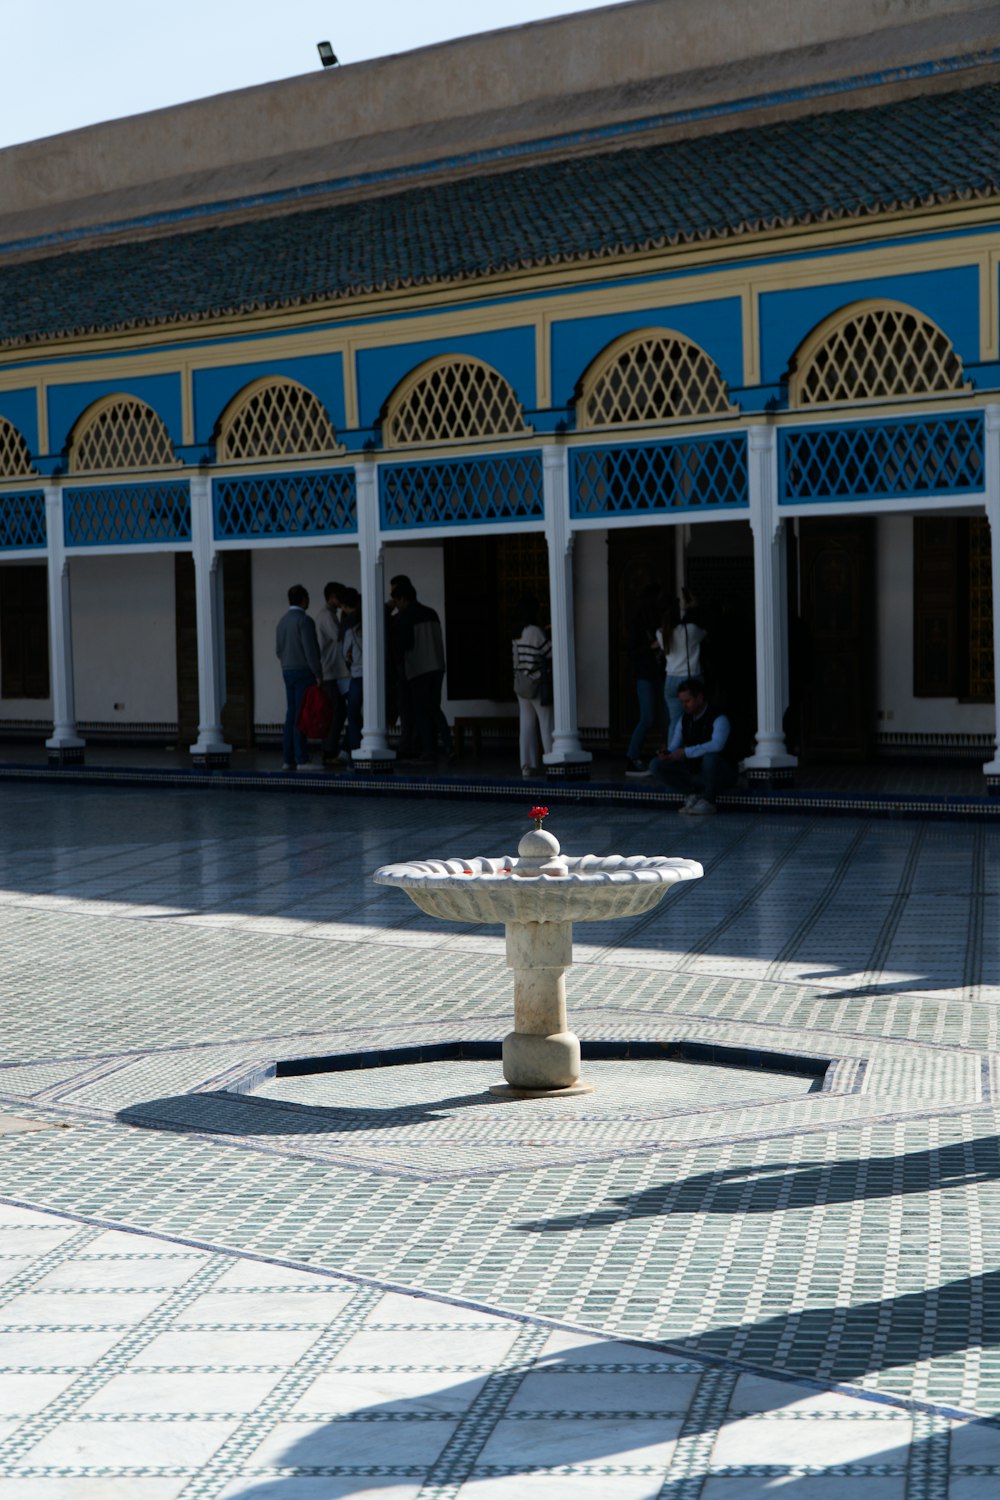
542, 445, 591, 776
189, 473, 231, 766
743, 425, 797, 779
43, 483, 85, 763
354, 460, 395, 770
982, 406, 1000, 784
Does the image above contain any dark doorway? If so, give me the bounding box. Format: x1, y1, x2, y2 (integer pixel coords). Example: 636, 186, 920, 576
607, 526, 675, 750
685, 545, 757, 761
913, 515, 994, 704
796, 517, 875, 760
0, 564, 50, 699
175, 551, 255, 747
443, 533, 549, 701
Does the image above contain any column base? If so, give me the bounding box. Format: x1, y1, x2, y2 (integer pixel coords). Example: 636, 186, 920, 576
191, 749, 232, 770
741, 752, 797, 788
742, 765, 796, 788
190, 735, 231, 770
543, 752, 592, 781
352, 750, 396, 777
46, 744, 85, 766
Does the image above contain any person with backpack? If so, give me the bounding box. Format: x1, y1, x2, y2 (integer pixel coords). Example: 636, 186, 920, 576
512, 594, 553, 778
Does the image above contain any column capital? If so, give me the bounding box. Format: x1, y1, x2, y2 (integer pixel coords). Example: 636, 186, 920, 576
984, 404, 1000, 433
747, 424, 777, 453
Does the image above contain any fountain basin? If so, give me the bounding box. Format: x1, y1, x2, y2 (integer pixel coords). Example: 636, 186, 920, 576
373, 854, 700, 925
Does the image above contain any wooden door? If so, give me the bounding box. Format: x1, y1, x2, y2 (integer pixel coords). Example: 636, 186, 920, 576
174, 551, 255, 747
797, 517, 875, 760
607, 527, 675, 750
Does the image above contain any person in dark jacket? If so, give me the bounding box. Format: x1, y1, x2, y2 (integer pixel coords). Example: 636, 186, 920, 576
648, 677, 737, 814
389, 576, 447, 764
275, 584, 321, 771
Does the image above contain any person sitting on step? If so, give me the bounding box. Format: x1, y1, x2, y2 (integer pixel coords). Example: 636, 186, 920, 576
647, 677, 737, 815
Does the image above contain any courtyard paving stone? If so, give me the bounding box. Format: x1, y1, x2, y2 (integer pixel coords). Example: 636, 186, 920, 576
0, 784, 997, 1493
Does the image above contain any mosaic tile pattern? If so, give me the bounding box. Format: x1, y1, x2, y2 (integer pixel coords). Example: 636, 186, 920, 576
0, 1202, 995, 1498
0, 785, 999, 1494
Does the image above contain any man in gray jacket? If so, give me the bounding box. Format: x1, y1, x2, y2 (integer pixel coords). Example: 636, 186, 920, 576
275, 584, 321, 770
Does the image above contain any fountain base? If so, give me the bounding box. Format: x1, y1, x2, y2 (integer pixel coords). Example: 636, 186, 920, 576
489, 1079, 595, 1099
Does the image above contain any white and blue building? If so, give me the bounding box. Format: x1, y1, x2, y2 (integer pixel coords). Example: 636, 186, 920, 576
0, 0, 998, 782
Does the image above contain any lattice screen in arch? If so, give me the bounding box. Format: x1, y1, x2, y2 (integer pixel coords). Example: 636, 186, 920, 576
791, 303, 967, 406
384, 357, 528, 446
578, 330, 733, 427
0, 418, 35, 479
70, 398, 179, 473
217, 380, 342, 461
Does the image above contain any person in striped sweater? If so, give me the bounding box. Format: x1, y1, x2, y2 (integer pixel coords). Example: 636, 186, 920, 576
512, 595, 553, 778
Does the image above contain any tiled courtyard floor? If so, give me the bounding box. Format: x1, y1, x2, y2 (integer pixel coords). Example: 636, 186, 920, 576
0, 785, 998, 1495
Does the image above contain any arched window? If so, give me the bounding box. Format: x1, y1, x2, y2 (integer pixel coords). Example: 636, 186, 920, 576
70, 396, 178, 474
216, 378, 342, 462
0, 418, 35, 479
790, 302, 967, 406
577, 329, 733, 428
383, 356, 529, 447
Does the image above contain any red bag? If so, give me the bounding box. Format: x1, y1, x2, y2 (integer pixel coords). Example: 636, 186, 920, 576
297, 684, 333, 739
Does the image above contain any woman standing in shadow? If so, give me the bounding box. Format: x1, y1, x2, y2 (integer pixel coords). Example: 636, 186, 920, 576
512, 594, 553, 778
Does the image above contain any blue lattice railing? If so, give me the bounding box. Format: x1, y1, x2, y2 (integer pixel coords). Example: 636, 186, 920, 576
571, 435, 748, 518
214, 470, 357, 540
780, 413, 985, 504
380, 453, 544, 529
0, 491, 46, 550
64, 483, 191, 545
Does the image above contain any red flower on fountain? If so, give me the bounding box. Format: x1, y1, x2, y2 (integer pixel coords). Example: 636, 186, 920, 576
530, 805, 549, 830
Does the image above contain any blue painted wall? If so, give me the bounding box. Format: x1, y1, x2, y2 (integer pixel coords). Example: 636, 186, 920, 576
355, 327, 537, 433
46, 373, 184, 460
192, 353, 346, 446
549, 298, 744, 411
0, 388, 39, 458
759, 266, 980, 388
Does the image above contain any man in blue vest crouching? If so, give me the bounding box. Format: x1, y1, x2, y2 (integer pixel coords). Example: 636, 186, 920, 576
648, 678, 737, 815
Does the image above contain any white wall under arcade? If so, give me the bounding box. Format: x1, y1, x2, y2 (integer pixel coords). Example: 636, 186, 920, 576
252, 545, 362, 728
876, 513, 995, 738
70, 552, 178, 727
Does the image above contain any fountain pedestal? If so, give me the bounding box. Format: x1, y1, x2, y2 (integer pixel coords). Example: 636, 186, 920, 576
497, 918, 591, 1096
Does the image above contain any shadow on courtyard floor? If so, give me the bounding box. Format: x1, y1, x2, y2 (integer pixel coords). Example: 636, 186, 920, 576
214, 1337, 998, 1496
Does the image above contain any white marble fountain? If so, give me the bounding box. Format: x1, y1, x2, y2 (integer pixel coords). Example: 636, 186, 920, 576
373, 808, 703, 1097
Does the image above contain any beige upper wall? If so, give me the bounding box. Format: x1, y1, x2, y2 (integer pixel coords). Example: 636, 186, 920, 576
1, 0, 998, 243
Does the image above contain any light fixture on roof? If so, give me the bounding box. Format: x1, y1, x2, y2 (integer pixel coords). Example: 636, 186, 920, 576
317, 41, 338, 68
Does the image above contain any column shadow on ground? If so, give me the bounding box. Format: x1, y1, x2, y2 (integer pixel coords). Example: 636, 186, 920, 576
215, 1339, 992, 1497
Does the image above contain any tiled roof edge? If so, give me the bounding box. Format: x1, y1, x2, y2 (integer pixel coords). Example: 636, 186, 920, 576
0, 184, 995, 353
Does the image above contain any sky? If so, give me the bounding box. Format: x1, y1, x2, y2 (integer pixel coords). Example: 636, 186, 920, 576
1, 0, 629, 148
